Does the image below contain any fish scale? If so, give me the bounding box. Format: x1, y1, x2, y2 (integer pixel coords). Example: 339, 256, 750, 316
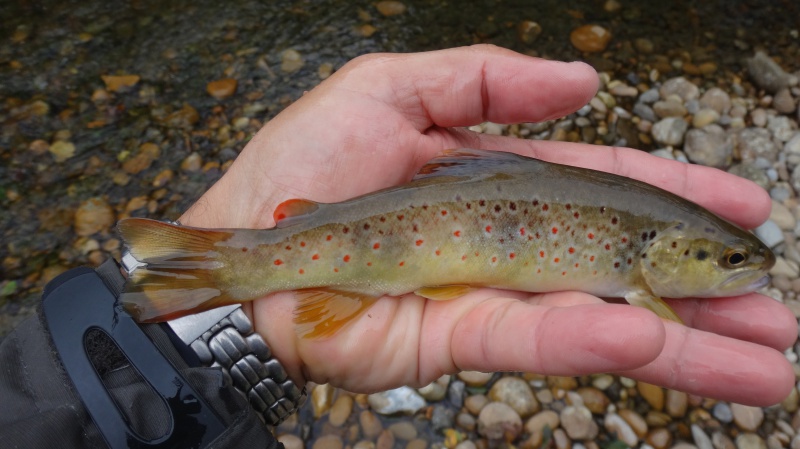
117, 149, 774, 338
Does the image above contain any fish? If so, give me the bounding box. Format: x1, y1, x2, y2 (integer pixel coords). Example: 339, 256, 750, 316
117, 149, 775, 338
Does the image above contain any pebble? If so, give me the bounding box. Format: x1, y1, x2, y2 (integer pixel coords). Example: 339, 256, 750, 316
736, 433, 767, 449
591, 374, 615, 391
739, 128, 780, 161
464, 394, 488, 415
447, 380, 465, 408
561, 405, 599, 440
418, 380, 446, 402
647, 427, 673, 449
376, 430, 395, 449
49, 140, 76, 162
693, 108, 721, 127
771, 201, 797, 231
406, 439, 427, 449
525, 410, 560, 435
652, 117, 688, 146
360, 410, 383, 439
368, 387, 426, 415
770, 257, 799, 278
774, 89, 797, 114
605, 413, 639, 447
458, 371, 493, 387
731, 404, 765, 432
180, 152, 203, 172
693, 425, 715, 449
164, 103, 199, 127
329, 395, 354, 427
634, 37, 655, 54
700, 87, 732, 114
312, 384, 335, 418
488, 376, 540, 418
618, 409, 648, 438
577, 387, 610, 414
653, 100, 687, 118
454, 441, 475, 449
318, 62, 334, 79
281, 49, 305, 73
431, 405, 455, 432
456, 412, 476, 432
637, 383, 665, 411
660, 77, 700, 102
666, 390, 688, 418
388, 422, 417, 440
713, 402, 734, 423
314, 435, 344, 449
570, 25, 612, 52
785, 133, 800, 167
74, 197, 115, 236
746, 51, 797, 93
517, 20, 542, 44
206, 78, 237, 99
683, 125, 732, 168
375, 1, 406, 16
101, 74, 140, 92
477, 402, 523, 441
279, 434, 304, 449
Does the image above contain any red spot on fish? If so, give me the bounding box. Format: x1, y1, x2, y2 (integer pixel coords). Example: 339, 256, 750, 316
397, 215, 404, 221
475, 252, 480, 257
494, 205, 501, 213
462, 255, 467, 261
605, 243, 611, 251
479, 200, 486, 206
441, 210, 448, 216
565, 204, 572, 210
491, 256, 497, 263
519, 227, 526, 236
298, 269, 304, 274
399, 261, 405, 267
466, 203, 472, 209
535, 232, 541, 239
373, 243, 380, 250
533, 200, 539, 206
334, 268, 339, 273
285, 245, 292, 250
614, 262, 620, 268
600, 207, 607, 214
300, 241, 306, 247
537, 268, 542, 274
588, 233, 594, 239
413, 224, 419, 232
326, 235, 332, 241
312, 254, 320, 260
367, 262, 372, 266
590, 255, 595, 262
627, 258, 633, 265
568, 247, 575, 254
364, 223, 370, 230
380, 216, 386, 222
574, 212, 580, 219
552, 227, 558, 234
509, 202, 517, 211
416, 239, 424, 246
342, 227, 349, 234
542, 204, 549, 211
485, 225, 492, 233
539, 251, 545, 258
274, 259, 283, 266
575, 263, 579, 268
562, 271, 566, 276
435, 249, 441, 256
621, 237, 628, 243
343, 255, 350, 262
554, 257, 560, 263
593, 270, 597, 275
453, 230, 461, 237
241, 247, 248, 252
509, 252, 516, 259
276, 213, 286, 221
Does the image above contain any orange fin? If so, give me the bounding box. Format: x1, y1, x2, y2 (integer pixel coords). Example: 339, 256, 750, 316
415, 285, 476, 301
412, 148, 537, 181
293, 288, 380, 339
117, 218, 237, 322
274, 198, 320, 227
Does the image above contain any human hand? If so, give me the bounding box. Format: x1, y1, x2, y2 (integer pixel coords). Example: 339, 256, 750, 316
180, 45, 796, 406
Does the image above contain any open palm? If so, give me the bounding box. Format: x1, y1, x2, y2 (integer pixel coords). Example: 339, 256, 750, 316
180, 45, 795, 406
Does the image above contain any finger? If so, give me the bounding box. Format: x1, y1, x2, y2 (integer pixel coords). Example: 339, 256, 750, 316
440, 130, 771, 229
337, 45, 600, 130
445, 300, 665, 376
668, 294, 797, 351
619, 321, 794, 406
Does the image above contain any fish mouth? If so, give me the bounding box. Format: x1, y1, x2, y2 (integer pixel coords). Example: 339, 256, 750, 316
720, 272, 771, 293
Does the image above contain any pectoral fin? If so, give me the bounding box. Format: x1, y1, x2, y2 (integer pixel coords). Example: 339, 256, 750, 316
293, 288, 380, 339
625, 291, 684, 324
415, 285, 476, 301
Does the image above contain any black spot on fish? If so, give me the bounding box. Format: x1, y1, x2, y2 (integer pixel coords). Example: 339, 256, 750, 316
565, 204, 572, 210
422, 204, 429, 210
705, 227, 716, 234
364, 223, 370, 230
611, 217, 618, 225
466, 203, 472, 209
676, 222, 685, 230
641, 232, 648, 241
684, 250, 690, 256
509, 202, 517, 211
532, 200, 539, 206
649, 230, 657, 240
494, 204, 502, 213
343, 226, 350, 234
696, 250, 709, 261
641, 253, 647, 259
671, 241, 677, 248
600, 206, 607, 214
479, 200, 486, 206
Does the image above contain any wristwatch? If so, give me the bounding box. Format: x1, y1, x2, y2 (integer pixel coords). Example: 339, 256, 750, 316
120, 253, 308, 426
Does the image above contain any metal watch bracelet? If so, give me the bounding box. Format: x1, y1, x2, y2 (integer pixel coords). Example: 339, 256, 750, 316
121, 252, 307, 425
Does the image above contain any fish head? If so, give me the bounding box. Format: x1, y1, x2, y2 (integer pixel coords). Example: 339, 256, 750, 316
639, 223, 775, 299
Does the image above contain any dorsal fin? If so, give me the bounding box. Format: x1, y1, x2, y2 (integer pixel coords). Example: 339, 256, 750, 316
412, 149, 539, 181
273, 198, 320, 227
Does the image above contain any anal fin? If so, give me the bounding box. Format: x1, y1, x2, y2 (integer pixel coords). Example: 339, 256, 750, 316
415, 285, 476, 301
625, 291, 684, 324
293, 289, 380, 339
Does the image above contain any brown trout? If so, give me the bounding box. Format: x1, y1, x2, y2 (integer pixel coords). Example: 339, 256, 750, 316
118, 149, 774, 338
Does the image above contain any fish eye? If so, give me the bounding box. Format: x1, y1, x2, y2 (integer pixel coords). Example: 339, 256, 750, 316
723, 249, 748, 267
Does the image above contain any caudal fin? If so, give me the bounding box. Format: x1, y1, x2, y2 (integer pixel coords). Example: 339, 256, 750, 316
117, 218, 237, 322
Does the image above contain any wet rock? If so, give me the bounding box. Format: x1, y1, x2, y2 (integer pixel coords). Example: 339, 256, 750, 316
418, 379, 446, 401
731, 404, 764, 431
785, 133, 800, 167
736, 433, 767, 449
206, 78, 237, 100
591, 374, 615, 391
653, 100, 687, 118
605, 413, 639, 447
430, 404, 455, 432
281, 49, 305, 73
770, 257, 799, 278
692, 425, 715, 449
683, 125, 732, 168
652, 117, 688, 146
634, 103, 658, 122
746, 51, 797, 93
647, 427, 673, 449
570, 25, 612, 52
448, 380, 465, 408
376, 430, 395, 449
637, 382, 665, 411
700, 87, 732, 114
634, 37, 654, 54
770, 201, 796, 231
313, 435, 344, 449
454, 441, 475, 449
123, 142, 161, 174
329, 394, 353, 426
517, 20, 542, 44
465, 394, 488, 415
360, 410, 383, 439
406, 439, 427, 449
577, 387, 610, 414
774, 89, 797, 114
312, 384, 335, 418
375, 1, 406, 16
618, 409, 648, 438
458, 371, 493, 387
561, 404, 599, 440
101, 74, 140, 92
49, 140, 76, 162
660, 77, 700, 102
29, 139, 50, 155
164, 104, 199, 128
180, 152, 203, 172
152, 169, 174, 188
525, 410, 560, 436
714, 432, 737, 449
666, 390, 689, 418
755, 220, 784, 248
738, 128, 779, 162
75, 197, 114, 236
477, 402, 523, 441
456, 412, 476, 431
368, 387, 426, 415
692, 109, 720, 127
728, 163, 770, 190
388, 422, 417, 440
547, 376, 579, 390
318, 62, 334, 79
488, 376, 539, 418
